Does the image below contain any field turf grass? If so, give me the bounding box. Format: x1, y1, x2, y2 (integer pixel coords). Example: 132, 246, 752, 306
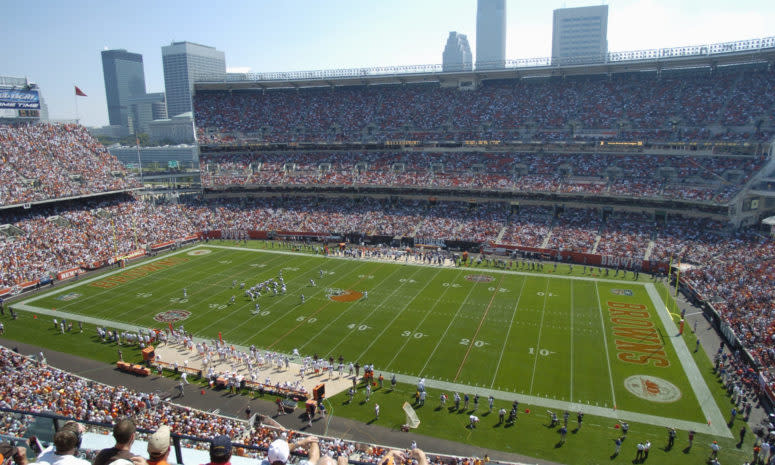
7, 241, 746, 464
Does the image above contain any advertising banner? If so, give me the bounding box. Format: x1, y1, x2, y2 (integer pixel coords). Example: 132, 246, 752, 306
0, 89, 40, 109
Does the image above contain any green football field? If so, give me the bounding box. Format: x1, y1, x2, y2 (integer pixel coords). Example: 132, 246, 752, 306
15, 242, 726, 434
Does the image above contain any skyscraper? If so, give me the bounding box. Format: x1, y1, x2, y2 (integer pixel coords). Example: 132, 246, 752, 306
127, 92, 167, 135
443, 32, 473, 72
475, 0, 506, 70
162, 41, 225, 118
101, 49, 147, 129
552, 5, 609, 65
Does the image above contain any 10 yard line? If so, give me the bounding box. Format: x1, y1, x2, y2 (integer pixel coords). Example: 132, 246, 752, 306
594, 281, 617, 409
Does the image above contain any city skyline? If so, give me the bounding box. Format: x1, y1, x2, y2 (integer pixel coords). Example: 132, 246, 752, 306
1, 0, 772, 127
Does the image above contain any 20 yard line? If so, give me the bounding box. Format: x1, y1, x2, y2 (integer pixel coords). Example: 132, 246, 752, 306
418, 278, 482, 377
528, 279, 550, 395
490, 277, 527, 389
594, 281, 617, 409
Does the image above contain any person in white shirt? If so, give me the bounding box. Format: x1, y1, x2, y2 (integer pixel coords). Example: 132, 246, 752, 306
34, 428, 90, 465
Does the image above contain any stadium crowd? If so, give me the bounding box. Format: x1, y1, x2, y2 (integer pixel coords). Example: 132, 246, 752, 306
199, 150, 764, 204
194, 65, 775, 144
0, 124, 138, 206
0, 347, 485, 465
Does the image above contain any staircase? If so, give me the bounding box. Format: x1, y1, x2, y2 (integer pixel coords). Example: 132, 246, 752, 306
495, 226, 507, 243
540, 231, 553, 249
643, 240, 656, 261
591, 235, 602, 254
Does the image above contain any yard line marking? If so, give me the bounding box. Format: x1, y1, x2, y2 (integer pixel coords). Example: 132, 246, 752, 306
528, 279, 550, 395
569, 280, 574, 404
354, 268, 443, 362
297, 264, 401, 352
490, 277, 527, 389
418, 278, 482, 377
219, 257, 366, 340
325, 266, 425, 358
268, 263, 386, 349
594, 281, 617, 409
383, 270, 455, 370
453, 275, 504, 382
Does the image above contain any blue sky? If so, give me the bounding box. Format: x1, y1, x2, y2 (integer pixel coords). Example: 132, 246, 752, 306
1, 0, 773, 127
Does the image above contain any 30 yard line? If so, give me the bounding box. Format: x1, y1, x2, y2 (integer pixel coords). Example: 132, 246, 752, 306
594, 281, 617, 409
528, 279, 550, 395
354, 268, 442, 362
490, 277, 527, 389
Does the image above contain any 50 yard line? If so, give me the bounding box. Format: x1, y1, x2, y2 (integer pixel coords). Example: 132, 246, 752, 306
594, 281, 617, 409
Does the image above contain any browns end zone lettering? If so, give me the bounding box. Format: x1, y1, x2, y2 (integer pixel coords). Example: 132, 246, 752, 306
608, 301, 669, 367
90, 256, 189, 289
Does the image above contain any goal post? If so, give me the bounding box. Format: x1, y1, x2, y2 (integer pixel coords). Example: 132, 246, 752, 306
403, 401, 420, 428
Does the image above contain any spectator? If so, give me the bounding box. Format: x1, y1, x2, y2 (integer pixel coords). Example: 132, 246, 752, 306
0, 442, 27, 465
38, 430, 89, 465
92, 418, 138, 465
204, 436, 232, 465
147, 426, 171, 465
261, 437, 319, 465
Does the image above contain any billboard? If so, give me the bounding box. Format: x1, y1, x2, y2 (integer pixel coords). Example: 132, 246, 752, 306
0, 88, 40, 109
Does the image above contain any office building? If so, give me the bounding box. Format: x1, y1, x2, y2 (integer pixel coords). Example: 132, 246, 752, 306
127, 92, 167, 134
442, 32, 473, 72
148, 112, 195, 144
109, 144, 198, 169
101, 49, 147, 129
475, 0, 506, 70
552, 5, 609, 64
162, 41, 225, 118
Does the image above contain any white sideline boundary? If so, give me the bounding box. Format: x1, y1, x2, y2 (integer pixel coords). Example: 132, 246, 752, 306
13, 243, 731, 437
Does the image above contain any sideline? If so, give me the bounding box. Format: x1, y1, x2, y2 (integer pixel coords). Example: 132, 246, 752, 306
645, 283, 729, 437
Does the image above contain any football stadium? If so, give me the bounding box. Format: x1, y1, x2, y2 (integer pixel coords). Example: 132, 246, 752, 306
1, 13, 775, 465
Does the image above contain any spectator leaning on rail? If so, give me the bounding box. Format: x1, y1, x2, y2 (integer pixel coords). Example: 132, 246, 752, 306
146, 426, 171, 465
261, 437, 320, 465
92, 418, 139, 465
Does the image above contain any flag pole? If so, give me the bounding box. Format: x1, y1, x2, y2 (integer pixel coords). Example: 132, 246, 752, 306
136, 136, 144, 184
74, 85, 79, 123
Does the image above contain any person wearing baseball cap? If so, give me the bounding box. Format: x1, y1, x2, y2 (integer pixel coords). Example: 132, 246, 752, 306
146, 426, 171, 465
203, 436, 232, 465
261, 436, 319, 465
